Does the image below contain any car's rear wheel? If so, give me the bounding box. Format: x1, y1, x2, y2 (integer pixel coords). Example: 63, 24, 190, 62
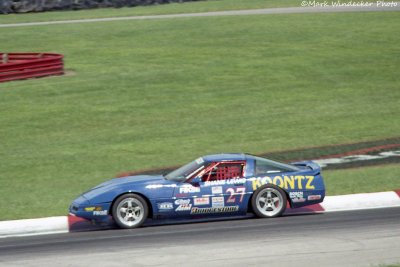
112, 193, 148, 229
251, 184, 287, 218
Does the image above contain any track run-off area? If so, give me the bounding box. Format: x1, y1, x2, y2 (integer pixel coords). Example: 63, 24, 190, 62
1, 208, 400, 266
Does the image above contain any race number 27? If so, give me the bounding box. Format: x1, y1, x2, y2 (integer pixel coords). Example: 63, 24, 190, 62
226, 187, 246, 203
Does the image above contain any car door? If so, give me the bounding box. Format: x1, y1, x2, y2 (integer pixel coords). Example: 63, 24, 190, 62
173, 161, 248, 216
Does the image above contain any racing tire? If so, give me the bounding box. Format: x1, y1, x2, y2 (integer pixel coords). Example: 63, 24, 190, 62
251, 184, 287, 218
112, 193, 149, 229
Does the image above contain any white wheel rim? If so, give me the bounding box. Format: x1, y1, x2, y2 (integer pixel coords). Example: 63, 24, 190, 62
116, 197, 144, 227
256, 188, 284, 217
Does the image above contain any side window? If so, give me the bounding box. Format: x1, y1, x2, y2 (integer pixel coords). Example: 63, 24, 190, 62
201, 162, 244, 182
254, 156, 299, 175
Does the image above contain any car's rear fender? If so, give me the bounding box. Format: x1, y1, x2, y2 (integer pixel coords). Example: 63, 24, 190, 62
247, 188, 292, 211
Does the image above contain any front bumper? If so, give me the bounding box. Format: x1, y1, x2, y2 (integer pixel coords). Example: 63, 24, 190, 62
69, 194, 111, 224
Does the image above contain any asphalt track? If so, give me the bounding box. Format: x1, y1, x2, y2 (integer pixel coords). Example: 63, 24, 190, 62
1, 207, 399, 266
1, 3, 400, 28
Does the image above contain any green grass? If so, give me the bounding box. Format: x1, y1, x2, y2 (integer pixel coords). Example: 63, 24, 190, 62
0, 10, 399, 220
0, 0, 302, 24
324, 165, 400, 196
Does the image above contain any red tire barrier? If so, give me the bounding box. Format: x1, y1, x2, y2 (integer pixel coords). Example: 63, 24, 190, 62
0, 53, 64, 82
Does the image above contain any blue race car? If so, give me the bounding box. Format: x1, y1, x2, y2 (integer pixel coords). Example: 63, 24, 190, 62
69, 153, 325, 229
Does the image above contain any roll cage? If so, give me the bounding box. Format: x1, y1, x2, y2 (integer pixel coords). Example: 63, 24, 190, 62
186, 161, 246, 183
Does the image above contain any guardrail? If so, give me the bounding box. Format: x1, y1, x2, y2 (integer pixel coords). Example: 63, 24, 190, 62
0, 53, 64, 82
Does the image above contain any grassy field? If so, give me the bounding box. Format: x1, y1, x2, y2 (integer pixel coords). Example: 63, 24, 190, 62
0, 7, 399, 220
0, 0, 302, 24
324, 165, 400, 196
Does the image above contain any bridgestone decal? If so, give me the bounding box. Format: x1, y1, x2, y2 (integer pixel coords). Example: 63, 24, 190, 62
190, 206, 239, 214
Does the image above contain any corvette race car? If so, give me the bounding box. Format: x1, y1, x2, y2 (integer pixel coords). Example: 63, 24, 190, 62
69, 153, 325, 228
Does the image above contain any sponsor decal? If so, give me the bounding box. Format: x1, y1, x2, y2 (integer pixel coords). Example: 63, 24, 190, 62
212, 197, 224, 207
290, 191, 306, 203
93, 210, 107, 216
211, 186, 223, 195
289, 191, 303, 198
157, 202, 173, 210
250, 175, 315, 191
226, 178, 246, 185
196, 157, 205, 164
191, 206, 239, 214
204, 178, 246, 187
308, 195, 322, 201
179, 185, 201, 194
175, 204, 192, 211
175, 199, 190, 205
194, 197, 210, 205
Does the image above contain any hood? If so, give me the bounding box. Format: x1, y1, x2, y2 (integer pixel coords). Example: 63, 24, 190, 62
82, 175, 166, 201
90, 175, 164, 190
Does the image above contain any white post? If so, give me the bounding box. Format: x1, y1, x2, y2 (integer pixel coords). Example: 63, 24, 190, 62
2, 53, 8, 64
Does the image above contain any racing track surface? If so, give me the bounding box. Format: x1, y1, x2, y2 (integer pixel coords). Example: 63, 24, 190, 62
1, 207, 399, 266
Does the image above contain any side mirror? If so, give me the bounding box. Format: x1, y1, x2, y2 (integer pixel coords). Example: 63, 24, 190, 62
190, 176, 201, 186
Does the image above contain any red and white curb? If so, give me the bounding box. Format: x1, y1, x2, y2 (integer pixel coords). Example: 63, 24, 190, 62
1, 191, 400, 239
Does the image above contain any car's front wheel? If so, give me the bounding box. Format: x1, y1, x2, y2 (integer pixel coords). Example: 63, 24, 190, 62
251, 184, 287, 218
112, 193, 148, 229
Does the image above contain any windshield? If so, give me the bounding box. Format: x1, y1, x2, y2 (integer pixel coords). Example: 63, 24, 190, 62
165, 157, 207, 182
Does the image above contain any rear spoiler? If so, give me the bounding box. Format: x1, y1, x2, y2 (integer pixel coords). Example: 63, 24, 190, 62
292, 161, 321, 173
